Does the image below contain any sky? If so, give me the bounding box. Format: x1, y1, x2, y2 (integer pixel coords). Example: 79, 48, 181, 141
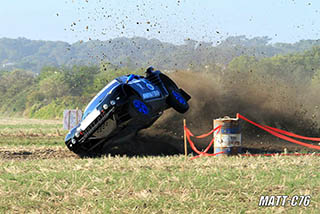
1, 0, 320, 45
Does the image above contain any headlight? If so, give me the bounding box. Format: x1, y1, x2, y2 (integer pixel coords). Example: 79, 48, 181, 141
71, 138, 77, 144
75, 132, 80, 138
110, 100, 116, 106
103, 104, 108, 110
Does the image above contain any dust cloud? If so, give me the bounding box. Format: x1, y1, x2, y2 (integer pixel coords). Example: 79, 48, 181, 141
139, 69, 320, 152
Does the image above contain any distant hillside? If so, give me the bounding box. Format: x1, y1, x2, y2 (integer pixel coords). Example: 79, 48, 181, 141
1, 36, 320, 72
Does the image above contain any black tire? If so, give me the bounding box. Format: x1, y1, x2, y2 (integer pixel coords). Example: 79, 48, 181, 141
167, 87, 189, 113
128, 96, 152, 121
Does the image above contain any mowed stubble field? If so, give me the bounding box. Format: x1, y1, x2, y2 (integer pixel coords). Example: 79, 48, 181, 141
0, 117, 319, 213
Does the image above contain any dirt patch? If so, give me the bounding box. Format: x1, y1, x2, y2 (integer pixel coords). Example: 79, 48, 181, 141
139, 128, 319, 154
0, 136, 318, 160
0, 147, 78, 160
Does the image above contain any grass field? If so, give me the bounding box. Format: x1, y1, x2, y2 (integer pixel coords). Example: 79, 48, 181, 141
0, 117, 66, 147
0, 117, 319, 213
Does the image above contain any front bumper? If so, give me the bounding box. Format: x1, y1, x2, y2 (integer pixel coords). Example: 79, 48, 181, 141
66, 107, 115, 149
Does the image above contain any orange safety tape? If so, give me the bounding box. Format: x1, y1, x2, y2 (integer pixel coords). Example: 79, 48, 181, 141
237, 113, 320, 150
186, 128, 215, 139
185, 128, 208, 155
184, 125, 222, 155
191, 152, 320, 159
184, 125, 222, 139
241, 153, 320, 157
190, 151, 226, 160
262, 125, 320, 141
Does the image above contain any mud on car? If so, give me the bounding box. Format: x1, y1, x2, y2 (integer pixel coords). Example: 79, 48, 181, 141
65, 67, 191, 157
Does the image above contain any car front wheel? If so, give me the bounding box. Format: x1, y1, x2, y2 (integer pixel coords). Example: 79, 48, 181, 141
128, 96, 152, 120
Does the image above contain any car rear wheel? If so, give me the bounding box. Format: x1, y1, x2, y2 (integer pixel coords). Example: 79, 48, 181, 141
158, 74, 189, 113
167, 87, 189, 113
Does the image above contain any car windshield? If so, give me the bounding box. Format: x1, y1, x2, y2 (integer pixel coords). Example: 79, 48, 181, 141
82, 80, 120, 120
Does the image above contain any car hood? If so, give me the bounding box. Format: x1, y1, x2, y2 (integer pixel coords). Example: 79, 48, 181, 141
82, 80, 120, 120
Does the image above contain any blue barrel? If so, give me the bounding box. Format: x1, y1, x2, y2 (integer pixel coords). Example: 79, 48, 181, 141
214, 116, 241, 155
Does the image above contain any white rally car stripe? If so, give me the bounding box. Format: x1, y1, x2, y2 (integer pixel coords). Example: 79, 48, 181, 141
80, 109, 100, 131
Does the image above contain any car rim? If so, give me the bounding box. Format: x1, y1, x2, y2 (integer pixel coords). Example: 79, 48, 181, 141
172, 90, 186, 105
133, 99, 149, 115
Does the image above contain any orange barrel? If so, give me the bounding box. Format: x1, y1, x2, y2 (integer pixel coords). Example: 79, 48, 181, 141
214, 116, 241, 155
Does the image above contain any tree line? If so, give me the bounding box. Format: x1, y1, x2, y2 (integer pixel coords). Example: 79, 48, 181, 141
1, 45, 320, 120
1, 36, 320, 73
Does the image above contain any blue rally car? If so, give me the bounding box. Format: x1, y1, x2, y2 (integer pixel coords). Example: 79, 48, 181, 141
65, 67, 191, 156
